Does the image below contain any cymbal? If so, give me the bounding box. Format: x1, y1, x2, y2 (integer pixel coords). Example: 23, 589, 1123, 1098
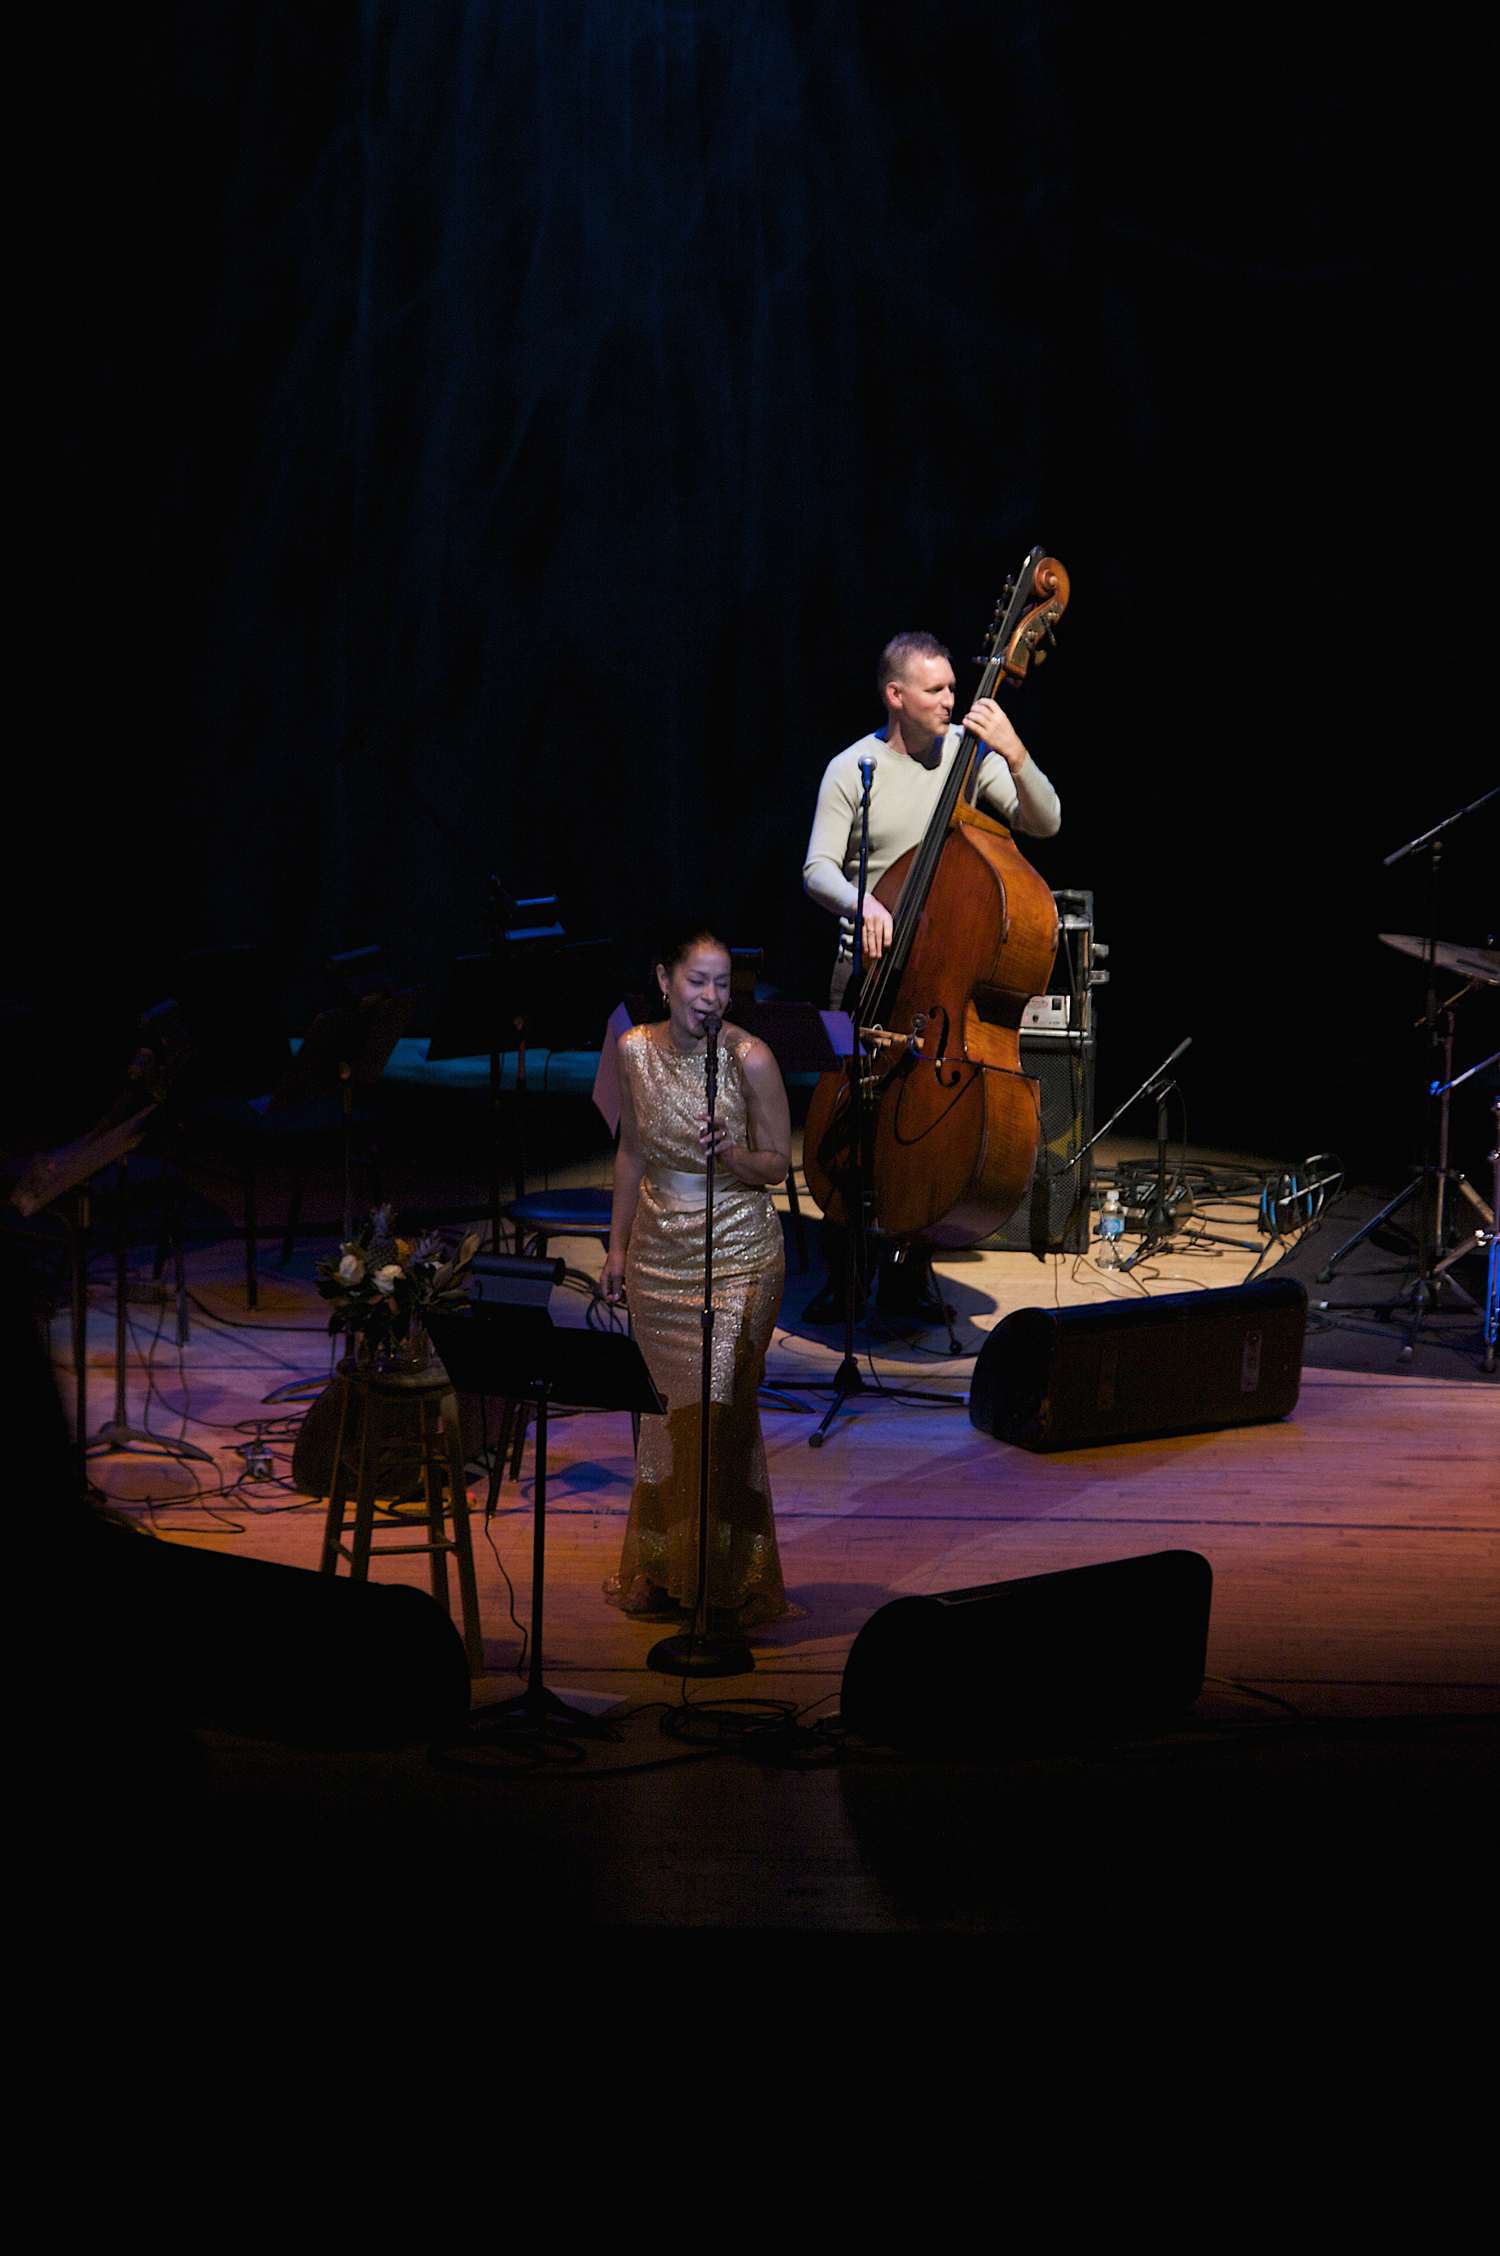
1380, 933, 1500, 985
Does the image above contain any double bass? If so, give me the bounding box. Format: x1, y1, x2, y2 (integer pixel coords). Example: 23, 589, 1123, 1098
803, 549, 1071, 1249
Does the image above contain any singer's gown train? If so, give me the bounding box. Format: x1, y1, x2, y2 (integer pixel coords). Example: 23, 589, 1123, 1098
605, 1024, 795, 1627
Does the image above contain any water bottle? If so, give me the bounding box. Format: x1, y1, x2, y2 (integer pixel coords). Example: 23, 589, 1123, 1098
1096, 1187, 1125, 1269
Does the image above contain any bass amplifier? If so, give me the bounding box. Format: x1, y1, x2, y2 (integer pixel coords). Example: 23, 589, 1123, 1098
983, 1032, 1096, 1255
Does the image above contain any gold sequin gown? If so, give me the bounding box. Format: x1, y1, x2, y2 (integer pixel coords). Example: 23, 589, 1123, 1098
608, 1024, 793, 1627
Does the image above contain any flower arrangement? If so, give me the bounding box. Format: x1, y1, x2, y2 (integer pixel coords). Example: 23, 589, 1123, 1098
315, 1205, 482, 1363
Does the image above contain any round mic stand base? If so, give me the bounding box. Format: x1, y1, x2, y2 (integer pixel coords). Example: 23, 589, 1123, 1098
645, 1628, 755, 1678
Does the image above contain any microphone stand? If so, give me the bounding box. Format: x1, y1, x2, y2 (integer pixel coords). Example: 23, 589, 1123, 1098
648, 1016, 754, 1677
811, 758, 875, 1447
806, 756, 972, 1447
1062, 1035, 1193, 1267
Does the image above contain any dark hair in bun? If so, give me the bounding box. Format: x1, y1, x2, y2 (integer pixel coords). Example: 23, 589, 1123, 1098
651, 919, 732, 1013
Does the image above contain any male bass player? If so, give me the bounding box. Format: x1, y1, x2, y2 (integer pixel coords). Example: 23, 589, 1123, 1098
799, 630, 1062, 1323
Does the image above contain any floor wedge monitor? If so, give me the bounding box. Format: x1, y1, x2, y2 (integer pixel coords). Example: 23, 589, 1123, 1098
841, 1549, 1213, 1744
969, 1277, 1307, 1452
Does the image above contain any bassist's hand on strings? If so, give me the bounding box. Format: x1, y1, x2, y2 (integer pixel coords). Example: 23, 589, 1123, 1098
858, 895, 894, 964
962, 698, 1029, 776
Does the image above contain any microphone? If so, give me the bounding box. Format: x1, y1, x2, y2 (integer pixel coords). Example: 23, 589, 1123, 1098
703, 1015, 722, 1144
859, 755, 875, 790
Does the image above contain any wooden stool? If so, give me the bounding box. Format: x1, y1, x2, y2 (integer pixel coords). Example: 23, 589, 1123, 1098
320, 1363, 484, 1677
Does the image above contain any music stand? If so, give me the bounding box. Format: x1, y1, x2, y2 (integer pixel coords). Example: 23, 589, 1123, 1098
269, 988, 421, 1239
427, 1295, 663, 1732
427, 930, 616, 1249
13, 1106, 156, 1477
11, 1001, 209, 1474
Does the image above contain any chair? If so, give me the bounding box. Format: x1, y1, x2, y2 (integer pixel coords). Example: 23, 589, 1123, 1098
505, 1186, 613, 1260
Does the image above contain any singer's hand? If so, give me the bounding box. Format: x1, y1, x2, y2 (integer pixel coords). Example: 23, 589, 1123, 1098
859, 895, 894, 964
599, 1249, 627, 1305
963, 698, 1027, 775
699, 1115, 735, 1163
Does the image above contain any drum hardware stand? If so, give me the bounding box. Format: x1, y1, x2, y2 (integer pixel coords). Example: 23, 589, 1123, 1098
1062, 1035, 1193, 1268
1478, 1095, 1499, 1375
1314, 789, 1498, 1361
646, 1014, 756, 1677
810, 759, 960, 1446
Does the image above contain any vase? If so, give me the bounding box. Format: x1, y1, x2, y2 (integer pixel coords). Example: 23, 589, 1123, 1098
394, 1323, 434, 1374
341, 1325, 440, 1383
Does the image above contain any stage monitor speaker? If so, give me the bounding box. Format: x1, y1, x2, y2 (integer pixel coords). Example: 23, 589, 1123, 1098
984, 1034, 1095, 1255
840, 1549, 1213, 1744
78, 1525, 472, 1745
969, 1276, 1307, 1452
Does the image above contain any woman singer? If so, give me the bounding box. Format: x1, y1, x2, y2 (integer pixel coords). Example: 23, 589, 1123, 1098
600, 921, 798, 1629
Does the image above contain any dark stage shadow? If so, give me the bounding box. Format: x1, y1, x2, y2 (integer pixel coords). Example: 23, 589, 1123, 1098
777, 1259, 999, 1344
756, 1580, 893, 1645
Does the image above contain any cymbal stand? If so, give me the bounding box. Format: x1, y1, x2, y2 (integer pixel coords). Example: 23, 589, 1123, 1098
1481, 1096, 1499, 1375
1316, 797, 1496, 1359
1412, 1050, 1500, 1350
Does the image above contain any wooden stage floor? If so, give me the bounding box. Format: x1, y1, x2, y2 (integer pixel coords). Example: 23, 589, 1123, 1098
50, 1158, 1498, 1951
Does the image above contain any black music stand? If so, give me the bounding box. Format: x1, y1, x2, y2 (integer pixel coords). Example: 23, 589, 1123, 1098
11, 1002, 206, 1475
427, 1297, 663, 1731
12, 1106, 156, 1478
269, 987, 420, 1240
427, 928, 615, 1249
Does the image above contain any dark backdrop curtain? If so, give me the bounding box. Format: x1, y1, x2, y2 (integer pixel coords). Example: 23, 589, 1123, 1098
13, 1, 1496, 1169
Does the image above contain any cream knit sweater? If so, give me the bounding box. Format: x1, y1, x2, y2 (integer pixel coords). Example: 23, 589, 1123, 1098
802, 726, 1062, 960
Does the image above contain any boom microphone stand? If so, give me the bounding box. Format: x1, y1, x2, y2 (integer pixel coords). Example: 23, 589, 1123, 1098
1063, 1035, 1193, 1265
648, 1016, 754, 1676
